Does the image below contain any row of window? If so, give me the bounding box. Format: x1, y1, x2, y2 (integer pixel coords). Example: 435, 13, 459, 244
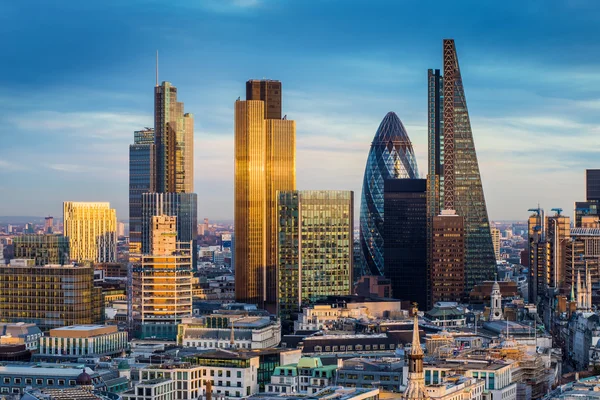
2, 377, 77, 386
312, 343, 395, 352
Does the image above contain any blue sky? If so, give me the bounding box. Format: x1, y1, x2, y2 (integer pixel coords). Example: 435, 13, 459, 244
2, 0, 600, 222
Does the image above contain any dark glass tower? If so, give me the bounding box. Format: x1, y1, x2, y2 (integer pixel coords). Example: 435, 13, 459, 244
427, 39, 496, 293
383, 179, 427, 306
129, 129, 155, 254
359, 112, 419, 277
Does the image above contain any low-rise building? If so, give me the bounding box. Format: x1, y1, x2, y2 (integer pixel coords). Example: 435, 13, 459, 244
249, 387, 379, 400
121, 379, 174, 400
336, 358, 404, 392
177, 315, 280, 350
22, 387, 122, 400
36, 325, 128, 362
424, 302, 467, 327
424, 376, 485, 400
266, 357, 336, 395
0, 322, 42, 351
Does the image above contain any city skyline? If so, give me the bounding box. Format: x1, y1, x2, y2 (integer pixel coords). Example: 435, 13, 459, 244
2, 1, 600, 222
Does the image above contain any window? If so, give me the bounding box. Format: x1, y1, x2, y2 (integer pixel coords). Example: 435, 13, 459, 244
58, 379, 65, 385
69, 380, 76, 386
355, 345, 363, 351
47, 379, 54, 385
237, 371, 242, 378
36, 379, 43, 385
3, 378, 9, 384
365, 345, 371, 350
325, 346, 331, 352
226, 371, 231, 378
25, 378, 32, 384
14, 378, 21, 384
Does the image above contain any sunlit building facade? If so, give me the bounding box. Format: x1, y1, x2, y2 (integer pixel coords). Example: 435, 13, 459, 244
360, 112, 419, 277
154, 81, 194, 194
63, 202, 117, 263
129, 128, 155, 253
277, 190, 353, 322
0, 259, 103, 331
131, 216, 193, 340
13, 234, 70, 266
234, 80, 296, 308
427, 39, 495, 293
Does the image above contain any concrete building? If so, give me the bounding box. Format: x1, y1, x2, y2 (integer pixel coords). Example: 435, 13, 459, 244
130, 216, 193, 340
177, 315, 281, 350
431, 210, 465, 304
424, 376, 484, 400
266, 357, 337, 395
121, 379, 173, 400
13, 234, 70, 266
37, 325, 128, 362
337, 358, 404, 392
63, 201, 117, 263
0, 259, 103, 331
0, 322, 42, 351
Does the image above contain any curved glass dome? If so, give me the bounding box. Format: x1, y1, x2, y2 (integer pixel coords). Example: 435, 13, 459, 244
359, 112, 419, 277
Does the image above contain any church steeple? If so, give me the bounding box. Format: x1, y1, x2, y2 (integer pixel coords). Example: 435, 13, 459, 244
403, 304, 429, 400
489, 278, 503, 321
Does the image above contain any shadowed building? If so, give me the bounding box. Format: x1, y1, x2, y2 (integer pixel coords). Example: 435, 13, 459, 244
13, 234, 70, 266
431, 210, 465, 304
383, 179, 427, 306
129, 128, 155, 254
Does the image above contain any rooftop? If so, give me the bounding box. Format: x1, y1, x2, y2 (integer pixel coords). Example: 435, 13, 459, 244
249, 386, 379, 400
50, 325, 118, 338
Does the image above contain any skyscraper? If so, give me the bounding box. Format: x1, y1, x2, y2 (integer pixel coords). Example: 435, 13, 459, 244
360, 112, 419, 277
587, 169, 600, 201
63, 202, 117, 263
129, 128, 156, 253
491, 227, 501, 260
234, 80, 295, 308
44, 216, 54, 234
427, 39, 495, 293
383, 179, 427, 307
431, 210, 465, 304
154, 81, 194, 194
246, 79, 282, 120
277, 190, 353, 323
131, 215, 193, 340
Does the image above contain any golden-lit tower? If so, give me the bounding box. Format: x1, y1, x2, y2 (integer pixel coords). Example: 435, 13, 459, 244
63, 202, 117, 263
234, 80, 296, 308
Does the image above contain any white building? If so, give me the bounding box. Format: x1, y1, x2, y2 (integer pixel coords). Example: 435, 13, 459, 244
38, 325, 128, 361
425, 376, 485, 400
122, 378, 174, 400
178, 315, 281, 350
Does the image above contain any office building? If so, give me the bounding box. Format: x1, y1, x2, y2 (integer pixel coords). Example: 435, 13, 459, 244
277, 191, 353, 322
491, 227, 501, 260
427, 39, 496, 294
131, 216, 193, 340
63, 202, 117, 263
527, 209, 545, 303
154, 82, 194, 194
13, 234, 70, 266
566, 228, 600, 299
0, 259, 103, 331
430, 210, 465, 304
246, 79, 282, 119
44, 216, 53, 234
383, 179, 427, 307
359, 112, 419, 277
141, 192, 197, 257
587, 169, 600, 201
546, 212, 570, 291
129, 128, 156, 253
235, 80, 296, 308
37, 325, 128, 362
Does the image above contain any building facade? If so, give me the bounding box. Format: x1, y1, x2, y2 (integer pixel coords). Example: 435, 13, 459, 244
427, 39, 496, 294
360, 112, 419, 277
129, 128, 156, 254
431, 211, 465, 304
13, 234, 70, 266
491, 227, 501, 260
63, 202, 117, 263
277, 190, 353, 322
38, 325, 128, 361
154, 81, 194, 194
235, 82, 296, 308
0, 260, 103, 331
383, 178, 427, 307
587, 169, 600, 202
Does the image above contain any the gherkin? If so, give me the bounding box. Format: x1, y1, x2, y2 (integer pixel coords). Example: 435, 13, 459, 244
360, 112, 419, 277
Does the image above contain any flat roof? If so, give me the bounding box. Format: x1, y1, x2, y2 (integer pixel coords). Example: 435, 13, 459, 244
50, 325, 118, 338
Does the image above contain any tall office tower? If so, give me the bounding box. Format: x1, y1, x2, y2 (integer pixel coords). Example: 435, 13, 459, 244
431, 210, 465, 304
246, 79, 282, 119
527, 209, 546, 303
13, 234, 70, 266
141, 193, 198, 255
0, 259, 103, 331
587, 169, 600, 201
491, 227, 501, 260
360, 112, 419, 277
427, 39, 495, 293
44, 216, 54, 234
24, 223, 34, 234
277, 191, 353, 323
546, 212, 570, 290
234, 80, 296, 308
130, 216, 193, 340
383, 179, 427, 307
63, 202, 117, 263
154, 82, 194, 194
566, 228, 600, 300
129, 128, 156, 253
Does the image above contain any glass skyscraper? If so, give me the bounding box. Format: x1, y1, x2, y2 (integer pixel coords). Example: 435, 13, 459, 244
277, 190, 353, 323
427, 39, 496, 293
129, 128, 155, 254
63, 202, 117, 263
359, 112, 419, 277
